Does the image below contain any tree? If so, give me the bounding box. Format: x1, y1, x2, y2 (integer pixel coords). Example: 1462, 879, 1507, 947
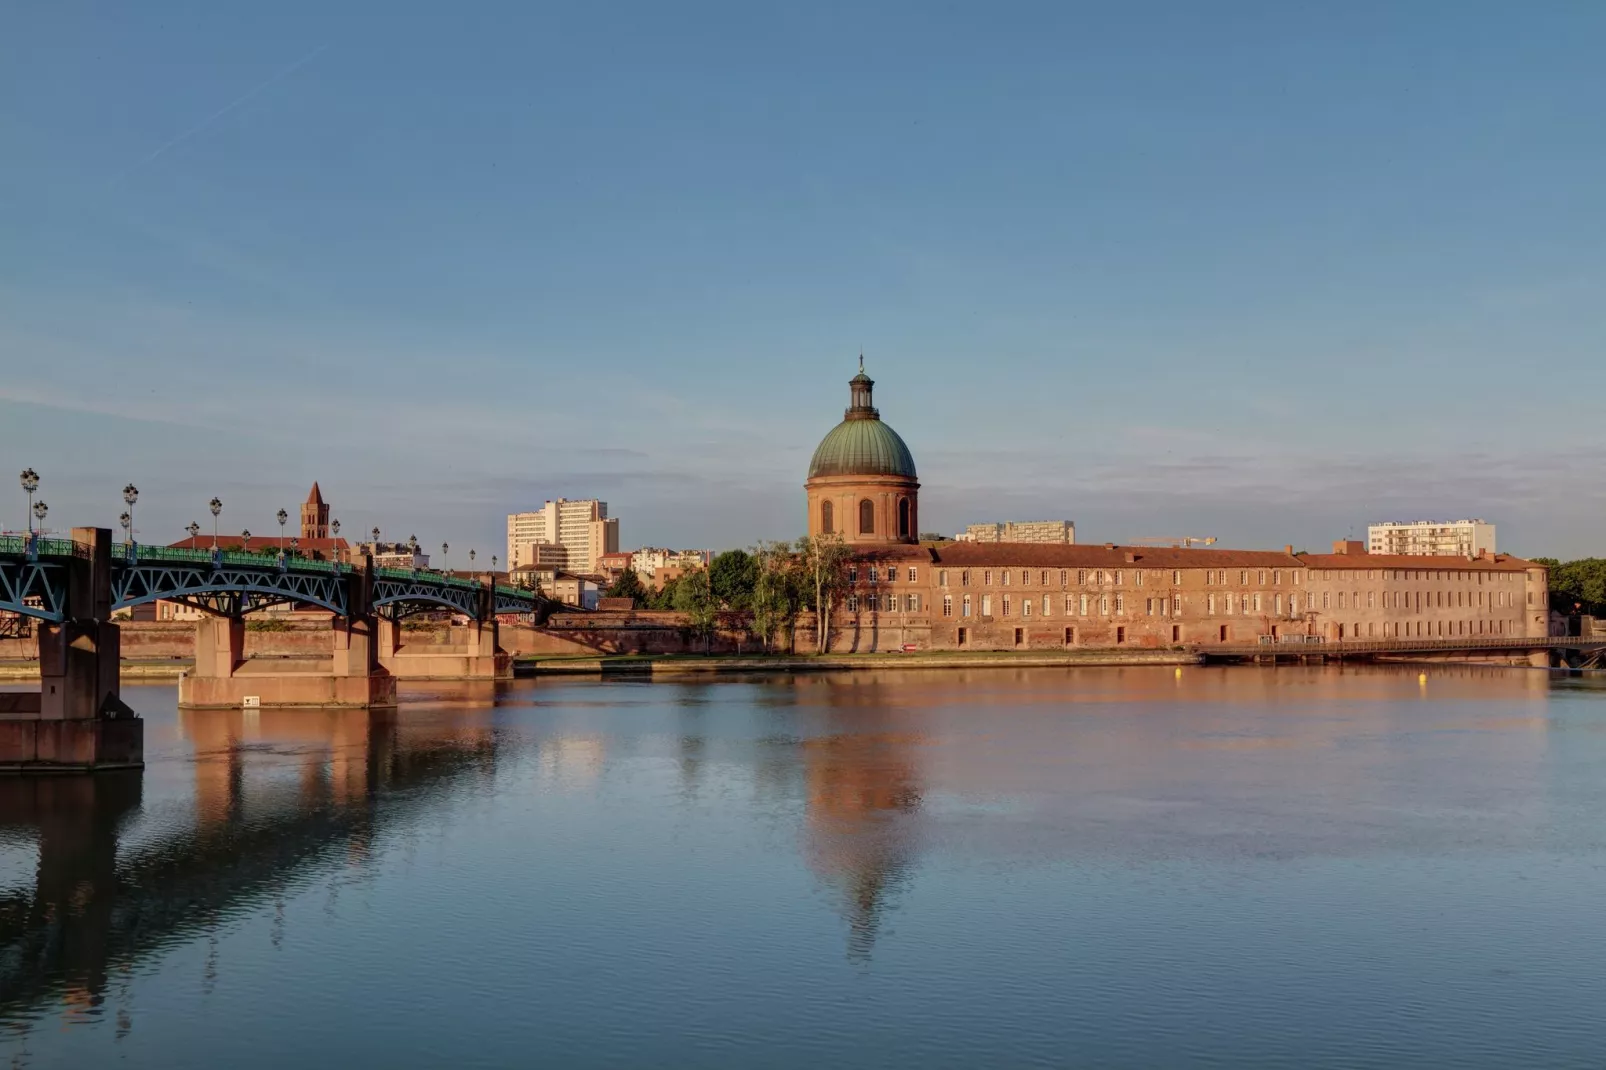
1536, 557, 1606, 616
749, 541, 802, 653
604, 567, 647, 604
709, 549, 758, 610
673, 566, 718, 652
796, 532, 852, 654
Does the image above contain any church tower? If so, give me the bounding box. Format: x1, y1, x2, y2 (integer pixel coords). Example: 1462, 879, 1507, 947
300, 483, 330, 540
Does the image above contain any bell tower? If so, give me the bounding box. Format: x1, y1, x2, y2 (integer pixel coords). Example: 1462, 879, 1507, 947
300, 483, 330, 540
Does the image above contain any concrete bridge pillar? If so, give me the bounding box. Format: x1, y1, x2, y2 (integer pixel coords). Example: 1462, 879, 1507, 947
1, 528, 143, 772
192, 615, 244, 679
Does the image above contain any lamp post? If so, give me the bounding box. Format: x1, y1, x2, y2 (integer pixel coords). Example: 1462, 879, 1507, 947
187, 521, 201, 548
492, 554, 498, 575
33, 501, 48, 537
19, 469, 39, 537
441, 542, 449, 572
290, 536, 299, 559
469, 548, 476, 577
331, 519, 341, 564
407, 534, 419, 568
209, 498, 222, 548
241, 529, 251, 552
277, 508, 288, 551
119, 512, 132, 542
371, 527, 381, 557
123, 484, 139, 549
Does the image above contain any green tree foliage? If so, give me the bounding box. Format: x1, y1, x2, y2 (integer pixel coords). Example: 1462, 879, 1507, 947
795, 532, 852, 654
604, 567, 647, 604
673, 567, 719, 651
1535, 557, 1606, 615
749, 541, 804, 653
709, 549, 758, 610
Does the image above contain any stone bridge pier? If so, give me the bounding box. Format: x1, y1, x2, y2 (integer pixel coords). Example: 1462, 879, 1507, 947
1, 528, 144, 772
178, 573, 398, 709
377, 613, 511, 681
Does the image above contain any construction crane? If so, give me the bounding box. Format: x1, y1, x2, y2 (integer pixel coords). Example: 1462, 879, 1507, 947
1128, 536, 1218, 548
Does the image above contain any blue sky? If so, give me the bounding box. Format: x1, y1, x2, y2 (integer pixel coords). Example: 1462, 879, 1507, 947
3, 1, 1604, 558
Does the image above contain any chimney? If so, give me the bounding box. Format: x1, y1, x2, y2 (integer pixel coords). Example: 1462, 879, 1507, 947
1104, 542, 1115, 550
1124, 552, 1136, 563
1284, 545, 1294, 554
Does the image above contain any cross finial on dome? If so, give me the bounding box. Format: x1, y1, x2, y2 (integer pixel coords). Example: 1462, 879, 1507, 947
859, 351, 864, 373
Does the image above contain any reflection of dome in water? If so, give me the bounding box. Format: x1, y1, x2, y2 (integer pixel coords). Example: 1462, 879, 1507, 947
802, 731, 924, 959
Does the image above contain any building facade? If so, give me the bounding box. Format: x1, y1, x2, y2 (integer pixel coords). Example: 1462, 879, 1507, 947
1367, 519, 1496, 558
959, 520, 1076, 544
805, 362, 919, 546
507, 499, 620, 574
799, 366, 1546, 653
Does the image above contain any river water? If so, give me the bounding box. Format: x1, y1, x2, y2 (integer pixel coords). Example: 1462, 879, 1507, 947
3, 666, 1605, 1068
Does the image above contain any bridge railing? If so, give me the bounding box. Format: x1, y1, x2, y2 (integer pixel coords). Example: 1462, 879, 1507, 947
111, 543, 352, 573
0, 536, 84, 558
372, 567, 482, 589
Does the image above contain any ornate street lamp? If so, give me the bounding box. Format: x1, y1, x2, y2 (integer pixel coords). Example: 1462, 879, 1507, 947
119, 512, 132, 540
33, 500, 48, 536
290, 536, 299, 556
277, 508, 288, 551
19, 469, 39, 536
441, 542, 449, 572
209, 498, 223, 548
371, 526, 381, 552
330, 518, 341, 564
187, 521, 201, 548
492, 554, 498, 574
241, 528, 251, 552
123, 484, 139, 548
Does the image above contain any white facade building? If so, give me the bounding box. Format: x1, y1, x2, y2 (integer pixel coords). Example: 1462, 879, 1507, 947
957, 520, 1076, 544
1367, 519, 1496, 558
507, 499, 619, 575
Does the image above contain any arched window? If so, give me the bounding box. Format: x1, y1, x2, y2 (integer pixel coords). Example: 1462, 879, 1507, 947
897, 497, 911, 538
820, 500, 834, 534
859, 499, 875, 535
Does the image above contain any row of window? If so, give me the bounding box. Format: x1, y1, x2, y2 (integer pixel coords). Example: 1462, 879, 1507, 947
821, 498, 913, 538
847, 565, 917, 583
1316, 569, 1523, 584
1320, 589, 1521, 611
1339, 619, 1514, 639
845, 593, 921, 613
936, 568, 1307, 588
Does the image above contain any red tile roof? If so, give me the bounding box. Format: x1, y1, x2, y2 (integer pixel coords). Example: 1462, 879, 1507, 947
1298, 552, 1538, 572
305, 482, 325, 505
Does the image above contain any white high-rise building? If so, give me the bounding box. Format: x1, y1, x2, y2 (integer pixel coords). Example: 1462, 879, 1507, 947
506, 499, 620, 575
1367, 519, 1496, 558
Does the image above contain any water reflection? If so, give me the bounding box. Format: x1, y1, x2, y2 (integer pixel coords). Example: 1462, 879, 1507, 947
0, 703, 502, 1029
1, 666, 1601, 1069
799, 680, 927, 959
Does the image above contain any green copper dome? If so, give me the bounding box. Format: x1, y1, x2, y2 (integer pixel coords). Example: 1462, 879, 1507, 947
807, 363, 918, 479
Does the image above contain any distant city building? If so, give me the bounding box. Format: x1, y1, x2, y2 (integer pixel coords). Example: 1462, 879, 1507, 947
597, 551, 634, 582
958, 520, 1076, 544
507, 499, 619, 575
1367, 520, 1495, 558
366, 544, 429, 569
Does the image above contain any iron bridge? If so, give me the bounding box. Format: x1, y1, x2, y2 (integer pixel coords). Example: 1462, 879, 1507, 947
0, 539, 549, 623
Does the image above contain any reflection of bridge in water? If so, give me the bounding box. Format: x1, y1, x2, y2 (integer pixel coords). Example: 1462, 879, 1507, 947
0, 706, 501, 1021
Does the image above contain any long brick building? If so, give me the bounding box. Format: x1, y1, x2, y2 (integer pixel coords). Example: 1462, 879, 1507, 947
805, 365, 1549, 652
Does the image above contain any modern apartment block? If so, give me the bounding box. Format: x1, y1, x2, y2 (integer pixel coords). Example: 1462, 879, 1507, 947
1367, 520, 1495, 558
959, 520, 1076, 544
506, 499, 620, 575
